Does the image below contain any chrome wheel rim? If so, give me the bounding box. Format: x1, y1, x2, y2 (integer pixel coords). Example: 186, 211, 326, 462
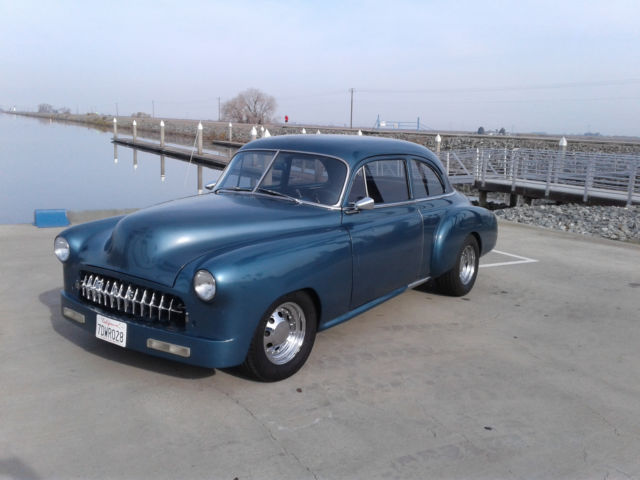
263, 302, 306, 365
459, 245, 477, 285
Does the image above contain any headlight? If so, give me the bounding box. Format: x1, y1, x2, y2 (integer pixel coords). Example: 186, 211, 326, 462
194, 270, 216, 301
54, 237, 70, 262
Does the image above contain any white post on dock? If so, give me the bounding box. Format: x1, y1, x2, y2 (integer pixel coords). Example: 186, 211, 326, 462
435, 134, 442, 155
264, 129, 271, 137
160, 155, 166, 182
301, 128, 307, 134
160, 120, 165, 148
357, 130, 363, 136
316, 130, 321, 135
555, 136, 567, 183
228, 122, 233, 141
260, 126, 265, 138
250, 126, 257, 141
197, 122, 203, 155
132, 120, 137, 142
113, 117, 118, 139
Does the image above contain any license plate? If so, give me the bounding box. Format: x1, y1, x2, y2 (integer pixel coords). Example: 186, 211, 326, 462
96, 314, 127, 347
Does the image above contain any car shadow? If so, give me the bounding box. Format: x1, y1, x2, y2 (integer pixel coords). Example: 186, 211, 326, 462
413, 279, 438, 294
39, 288, 216, 380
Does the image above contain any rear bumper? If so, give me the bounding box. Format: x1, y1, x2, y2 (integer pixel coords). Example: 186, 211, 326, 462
60, 290, 243, 368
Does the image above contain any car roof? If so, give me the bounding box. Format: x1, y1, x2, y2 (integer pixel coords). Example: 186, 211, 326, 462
240, 134, 439, 168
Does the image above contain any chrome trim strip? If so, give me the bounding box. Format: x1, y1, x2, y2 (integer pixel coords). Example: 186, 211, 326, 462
371, 191, 457, 209
253, 149, 281, 188
407, 276, 431, 289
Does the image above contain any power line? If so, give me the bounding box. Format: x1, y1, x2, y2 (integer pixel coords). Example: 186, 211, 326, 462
358, 79, 640, 95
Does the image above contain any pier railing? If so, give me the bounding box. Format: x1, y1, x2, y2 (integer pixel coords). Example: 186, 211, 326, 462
442, 148, 640, 205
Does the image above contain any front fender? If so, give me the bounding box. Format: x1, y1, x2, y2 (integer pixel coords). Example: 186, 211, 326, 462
431, 206, 497, 277
175, 228, 352, 366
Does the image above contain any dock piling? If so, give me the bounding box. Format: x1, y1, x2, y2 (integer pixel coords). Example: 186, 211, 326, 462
197, 122, 203, 155
132, 120, 137, 142
113, 118, 117, 139
228, 123, 233, 142
160, 120, 165, 148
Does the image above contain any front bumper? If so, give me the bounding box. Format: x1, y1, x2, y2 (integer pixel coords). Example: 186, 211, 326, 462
60, 290, 242, 368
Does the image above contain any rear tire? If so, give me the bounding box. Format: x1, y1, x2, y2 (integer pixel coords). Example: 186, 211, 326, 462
243, 291, 317, 382
435, 235, 479, 296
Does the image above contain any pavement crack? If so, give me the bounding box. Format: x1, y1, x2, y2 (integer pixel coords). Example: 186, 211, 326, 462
215, 387, 319, 480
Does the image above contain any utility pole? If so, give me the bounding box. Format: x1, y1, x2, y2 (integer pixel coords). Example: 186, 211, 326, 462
218, 97, 221, 121
349, 88, 354, 129
115, 102, 119, 117
152, 100, 155, 118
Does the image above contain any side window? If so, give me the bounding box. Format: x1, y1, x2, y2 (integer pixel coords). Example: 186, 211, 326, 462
364, 159, 409, 204
347, 167, 367, 203
410, 159, 445, 198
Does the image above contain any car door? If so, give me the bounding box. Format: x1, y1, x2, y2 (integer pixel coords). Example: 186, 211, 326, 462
408, 157, 454, 278
342, 157, 423, 308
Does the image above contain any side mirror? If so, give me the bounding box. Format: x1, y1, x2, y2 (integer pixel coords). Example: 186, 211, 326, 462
354, 197, 375, 210
205, 182, 217, 191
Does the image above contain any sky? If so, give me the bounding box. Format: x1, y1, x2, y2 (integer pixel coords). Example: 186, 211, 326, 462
1, 0, 639, 136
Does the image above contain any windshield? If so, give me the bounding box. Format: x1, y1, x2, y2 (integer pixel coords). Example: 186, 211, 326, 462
216, 150, 348, 206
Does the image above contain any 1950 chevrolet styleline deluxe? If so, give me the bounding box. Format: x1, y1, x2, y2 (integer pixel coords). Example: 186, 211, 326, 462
55, 135, 497, 381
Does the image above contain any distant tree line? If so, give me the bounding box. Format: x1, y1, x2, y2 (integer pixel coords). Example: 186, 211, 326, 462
477, 126, 507, 135
38, 103, 70, 114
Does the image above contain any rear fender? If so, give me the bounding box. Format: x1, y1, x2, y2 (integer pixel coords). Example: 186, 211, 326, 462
431, 207, 497, 277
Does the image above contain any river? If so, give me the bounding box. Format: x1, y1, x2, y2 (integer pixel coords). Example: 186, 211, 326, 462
0, 113, 225, 224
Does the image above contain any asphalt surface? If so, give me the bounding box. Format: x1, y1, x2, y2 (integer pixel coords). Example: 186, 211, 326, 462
1, 220, 639, 480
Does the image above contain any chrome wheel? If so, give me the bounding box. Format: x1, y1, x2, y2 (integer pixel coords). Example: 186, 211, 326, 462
459, 244, 477, 285
263, 301, 306, 365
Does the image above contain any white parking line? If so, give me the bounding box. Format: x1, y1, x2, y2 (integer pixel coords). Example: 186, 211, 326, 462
480, 250, 539, 268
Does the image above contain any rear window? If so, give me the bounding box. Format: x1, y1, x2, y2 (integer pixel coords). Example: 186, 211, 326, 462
410, 159, 445, 198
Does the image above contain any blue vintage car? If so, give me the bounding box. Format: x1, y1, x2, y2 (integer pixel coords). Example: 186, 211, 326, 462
55, 135, 497, 381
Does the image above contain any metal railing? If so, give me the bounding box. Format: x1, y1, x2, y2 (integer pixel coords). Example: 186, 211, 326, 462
441, 148, 640, 205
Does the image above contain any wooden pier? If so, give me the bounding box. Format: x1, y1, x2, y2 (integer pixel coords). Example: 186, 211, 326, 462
112, 137, 231, 169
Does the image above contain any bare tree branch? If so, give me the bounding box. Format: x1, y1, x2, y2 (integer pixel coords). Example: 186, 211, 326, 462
222, 88, 277, 124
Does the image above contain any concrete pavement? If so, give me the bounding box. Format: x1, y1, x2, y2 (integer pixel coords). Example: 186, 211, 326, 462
1, 221, 639, 479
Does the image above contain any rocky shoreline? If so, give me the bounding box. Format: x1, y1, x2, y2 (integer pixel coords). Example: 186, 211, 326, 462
494, 203, 640, 243
6, 111, 640, 154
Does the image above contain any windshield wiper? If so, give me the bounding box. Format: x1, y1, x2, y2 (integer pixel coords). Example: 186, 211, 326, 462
215, 186, 252, 193
256, 188, 300, 203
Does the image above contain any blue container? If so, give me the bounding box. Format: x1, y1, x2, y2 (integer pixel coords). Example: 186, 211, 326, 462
34, 209, 69, 228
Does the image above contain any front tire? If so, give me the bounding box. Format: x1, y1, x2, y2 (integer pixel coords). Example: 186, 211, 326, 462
435, 235, 479, 296
243, 291, 317, 381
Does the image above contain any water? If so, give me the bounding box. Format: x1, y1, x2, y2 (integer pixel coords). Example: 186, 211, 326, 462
0, 113, 226, 224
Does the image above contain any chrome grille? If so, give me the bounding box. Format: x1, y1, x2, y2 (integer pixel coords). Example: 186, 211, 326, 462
78, 271, 186, 329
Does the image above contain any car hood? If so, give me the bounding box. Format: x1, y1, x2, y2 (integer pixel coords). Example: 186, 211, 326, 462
80, 193, 339, 287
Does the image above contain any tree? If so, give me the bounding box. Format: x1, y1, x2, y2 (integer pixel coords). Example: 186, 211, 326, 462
222, 88, 276, 124
477, 126, 485, 135
499, 127, 506, 135
38, 103, 54, 113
